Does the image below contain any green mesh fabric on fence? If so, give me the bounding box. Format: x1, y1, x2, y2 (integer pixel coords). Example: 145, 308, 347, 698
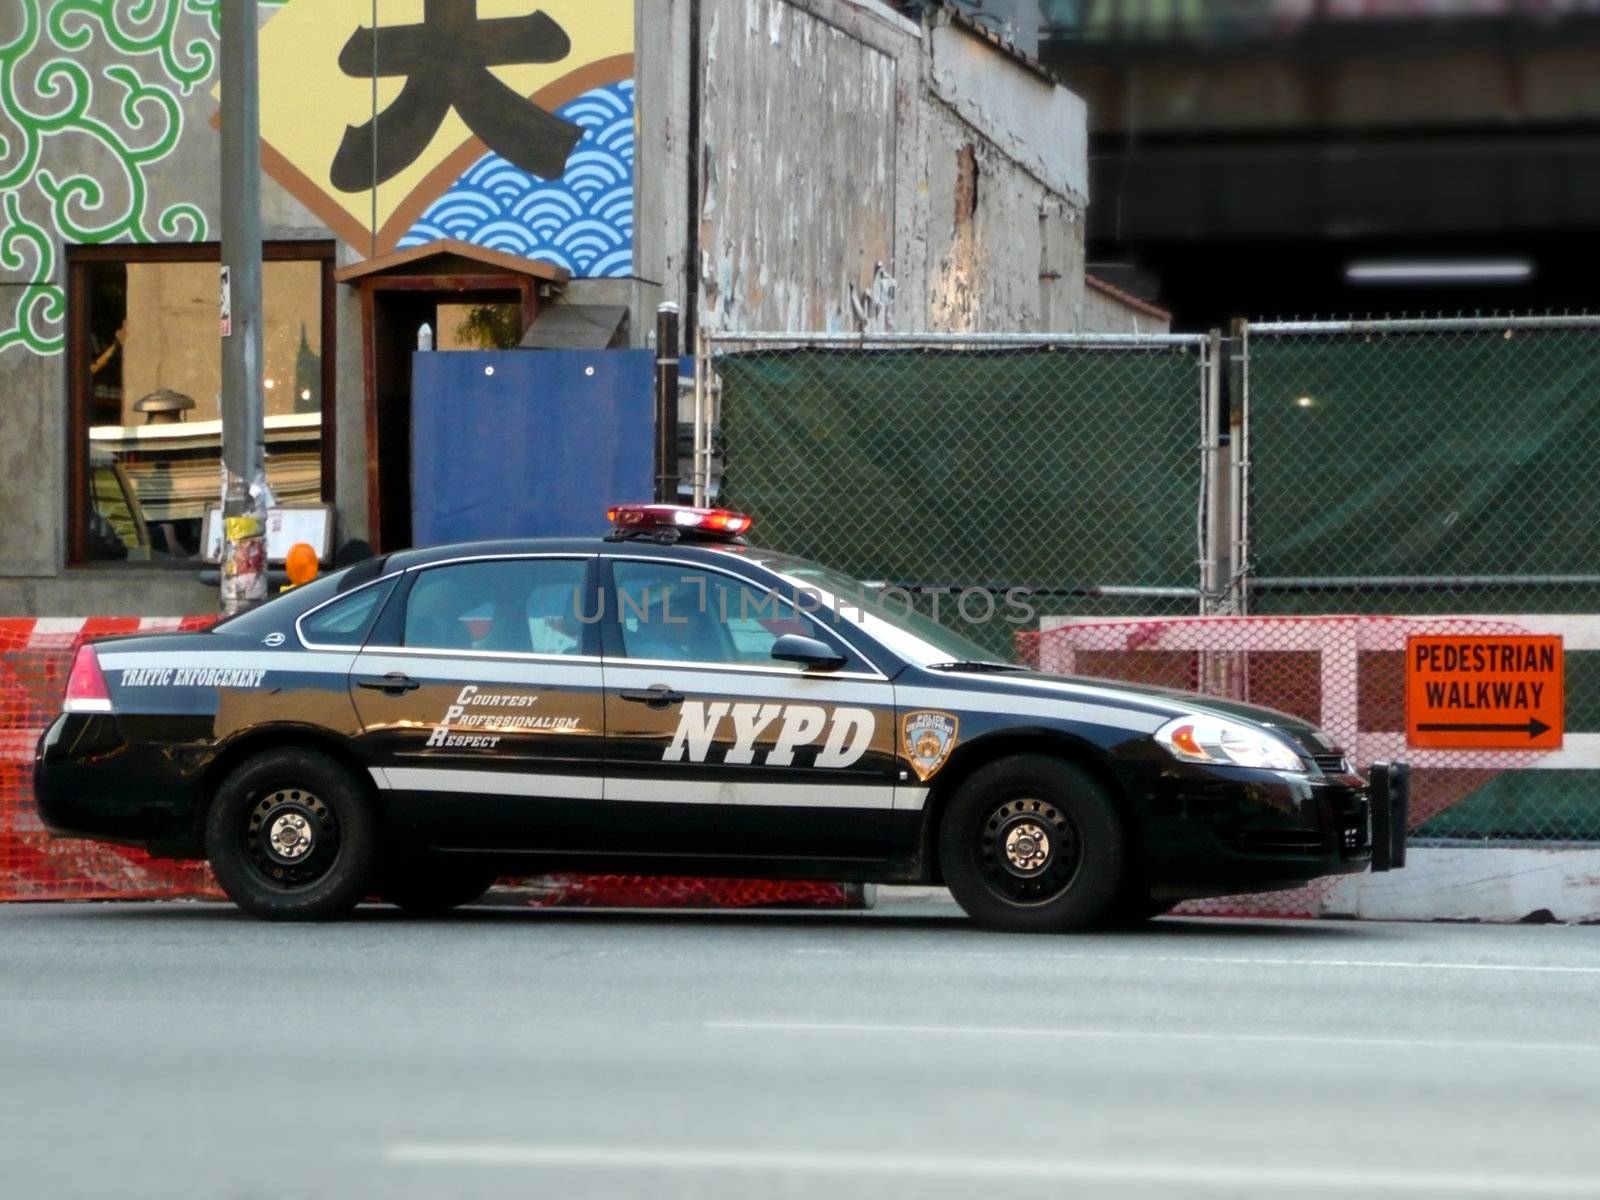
714, 345, 1207, 651
1247, 325, 1600, 615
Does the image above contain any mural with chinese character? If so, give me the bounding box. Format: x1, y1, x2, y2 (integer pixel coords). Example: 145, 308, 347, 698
253, 0, 635, 274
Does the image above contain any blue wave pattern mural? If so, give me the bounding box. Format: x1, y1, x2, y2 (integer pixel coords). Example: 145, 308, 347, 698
399, 81, 635, 279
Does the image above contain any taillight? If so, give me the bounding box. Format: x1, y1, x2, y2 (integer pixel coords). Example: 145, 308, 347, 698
64, 645, 112, 713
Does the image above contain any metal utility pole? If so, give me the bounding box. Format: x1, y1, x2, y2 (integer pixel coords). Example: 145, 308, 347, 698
654, 302, 680, 502
218, 0, 269, 613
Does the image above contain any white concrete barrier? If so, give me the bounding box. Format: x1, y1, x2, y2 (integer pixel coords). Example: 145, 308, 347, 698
1317, 848, 1600, 924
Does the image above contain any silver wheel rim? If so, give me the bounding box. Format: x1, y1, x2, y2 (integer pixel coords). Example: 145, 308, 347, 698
244, 788, 341, 891
978, 796, 1082, 905
1003, 821, 1051, 874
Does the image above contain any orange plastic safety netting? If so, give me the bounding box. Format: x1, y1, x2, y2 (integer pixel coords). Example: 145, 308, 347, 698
1017, 614, 1579, 918
0, 618, 857, 909
1, 618, 222, 900
512, 875, 866, 908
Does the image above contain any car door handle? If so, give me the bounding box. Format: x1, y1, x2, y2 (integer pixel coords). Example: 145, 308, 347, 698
620, 685, 684, 709
357, 673, 420, 695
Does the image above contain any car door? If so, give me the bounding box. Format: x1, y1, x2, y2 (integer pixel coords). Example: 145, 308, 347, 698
348, 554, 605, 850
599, 556, 898, 861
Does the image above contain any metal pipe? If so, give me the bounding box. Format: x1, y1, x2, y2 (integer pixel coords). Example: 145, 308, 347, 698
684, 0, 701, 348
653, 302, 680, 503
1057, 586, 1202, 599
692, 324, 708, 506
1412, 837, 1600, 850
876, 584, 1204, 599
219, 0, 267, 614
1248, 314, 1600, 336
703, 331, 1209, 349
1254, 574, 1600, 589
704, 325, 720, 505
1199, 330, 1222, 616
1230, 318, 1250, 617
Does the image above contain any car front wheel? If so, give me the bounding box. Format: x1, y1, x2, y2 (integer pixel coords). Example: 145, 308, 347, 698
205, 748, 377, 921
938, 754, 1125, 932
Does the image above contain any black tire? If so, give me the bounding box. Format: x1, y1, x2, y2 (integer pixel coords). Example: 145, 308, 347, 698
938, 754, 1125, 932
379, 861, 500, 916
205, 748, 377, 921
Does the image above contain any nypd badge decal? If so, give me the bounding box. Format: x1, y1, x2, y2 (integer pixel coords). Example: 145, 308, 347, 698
903, 711, 959, 781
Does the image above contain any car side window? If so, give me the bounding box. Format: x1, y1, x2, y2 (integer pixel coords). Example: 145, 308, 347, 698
612, 561, 817, 666
403, 559, 589, 656
298, 579, 396, 647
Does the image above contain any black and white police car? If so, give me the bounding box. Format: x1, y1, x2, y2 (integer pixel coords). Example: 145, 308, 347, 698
35, 505, 1407, 928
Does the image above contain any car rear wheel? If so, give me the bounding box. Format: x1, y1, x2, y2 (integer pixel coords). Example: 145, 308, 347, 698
379, 861, 500, 916
938, 754, 1125, 932
205, 748, 377, 921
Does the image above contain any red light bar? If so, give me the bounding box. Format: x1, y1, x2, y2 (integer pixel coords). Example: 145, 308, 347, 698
607, 504, 755, 537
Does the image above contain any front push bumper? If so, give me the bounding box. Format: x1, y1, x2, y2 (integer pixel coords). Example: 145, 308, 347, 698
1367, 760, 1410, 873
1138, 754, 1412, 902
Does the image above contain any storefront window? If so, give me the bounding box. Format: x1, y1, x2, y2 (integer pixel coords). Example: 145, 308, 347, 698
69, 245, 333, 564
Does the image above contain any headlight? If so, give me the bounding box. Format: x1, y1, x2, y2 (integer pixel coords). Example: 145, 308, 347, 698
1155, 715, 1307, 772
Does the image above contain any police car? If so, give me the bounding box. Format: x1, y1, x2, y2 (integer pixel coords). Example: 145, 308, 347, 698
35, 505, 1407, 928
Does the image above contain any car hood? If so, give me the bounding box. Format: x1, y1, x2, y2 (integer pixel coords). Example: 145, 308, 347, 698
952, 669, 1333, 749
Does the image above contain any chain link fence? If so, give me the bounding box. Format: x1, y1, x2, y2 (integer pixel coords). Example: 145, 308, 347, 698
697, 332, 1218, 656
1232, 314, 1600, 854
702, 316, 1600, 867
1241, 314, 1600, 617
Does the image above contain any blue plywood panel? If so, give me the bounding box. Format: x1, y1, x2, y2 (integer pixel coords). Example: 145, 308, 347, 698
411, 349, 654, 547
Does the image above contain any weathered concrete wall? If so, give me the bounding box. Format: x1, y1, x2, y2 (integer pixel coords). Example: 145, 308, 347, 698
331, 244, 370, 545
918, 14, 1087, 333
921, 102, 1085, 332
0, 346, 66, 580
0, 572, 216, 617
692, 0, 1091, 336
698, 0, 902, 332
926, 21, 1086, 204
633, 0, 693, 328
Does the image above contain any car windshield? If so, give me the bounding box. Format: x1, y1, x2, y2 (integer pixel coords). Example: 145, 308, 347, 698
717, 546, 1012, 669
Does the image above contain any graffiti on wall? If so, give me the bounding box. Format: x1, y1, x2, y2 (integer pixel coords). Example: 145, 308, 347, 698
1, 0, 636, 359
0, 0, 285, 357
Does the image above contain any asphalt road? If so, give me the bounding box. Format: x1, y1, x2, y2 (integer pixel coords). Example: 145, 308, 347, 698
4, 894, 1600, 1200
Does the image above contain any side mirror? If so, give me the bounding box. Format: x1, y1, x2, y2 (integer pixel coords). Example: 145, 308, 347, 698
771, 633, 847, 671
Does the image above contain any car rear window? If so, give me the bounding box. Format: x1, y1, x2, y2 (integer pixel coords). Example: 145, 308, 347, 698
298, 579, 396, 647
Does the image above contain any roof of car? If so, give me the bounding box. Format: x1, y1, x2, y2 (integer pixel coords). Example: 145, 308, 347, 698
383, 536, 756, 573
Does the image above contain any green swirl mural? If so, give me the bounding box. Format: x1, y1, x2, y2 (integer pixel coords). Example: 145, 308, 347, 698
0, 0, 286, 357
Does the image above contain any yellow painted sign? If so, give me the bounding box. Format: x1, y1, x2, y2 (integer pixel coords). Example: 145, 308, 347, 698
243, 0, 634, 255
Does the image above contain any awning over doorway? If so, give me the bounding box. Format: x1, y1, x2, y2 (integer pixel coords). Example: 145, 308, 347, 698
333, 238, 571, 287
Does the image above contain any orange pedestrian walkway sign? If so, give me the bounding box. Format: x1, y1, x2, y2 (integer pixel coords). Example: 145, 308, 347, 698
1405, 635, 1563, 750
